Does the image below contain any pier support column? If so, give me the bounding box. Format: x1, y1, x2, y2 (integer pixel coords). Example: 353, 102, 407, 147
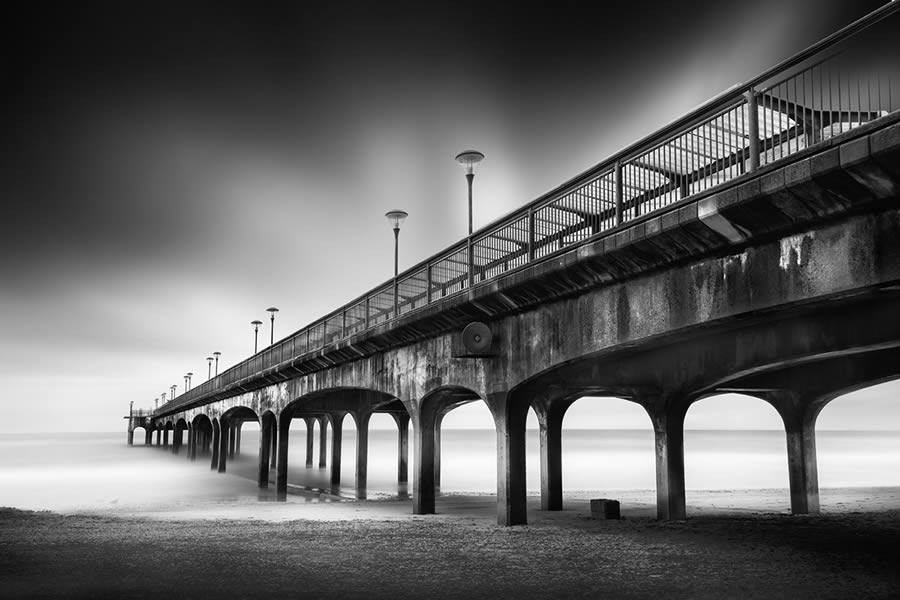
218, 417, 229, 473
127, 429, 134, 445
270, 419, 278, 470
276, 411, 292, 501
534, 396, 576, 511
234, 423, 241, 456
259, 414, 273, 489
228, 421, 237, 459
764, 391, 821, 515
392, 412, 410, 491
187, 425, 195, 460
641, 394, 687, 520
304, 417, 315, 468
163, 428, 169, 448
489, 391, 529, 526
412, 406, 438, 515
211, 421, 220, 471
155, 429, 162, 446
145, 429, 152, 445
434, 412, 444, 492
317, 416, 328, 469
329, 413, 346, 491
355, 411, 371, 500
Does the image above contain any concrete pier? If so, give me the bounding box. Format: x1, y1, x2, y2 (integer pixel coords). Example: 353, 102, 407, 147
329, 413, 344, 491
304, 417, 315, 468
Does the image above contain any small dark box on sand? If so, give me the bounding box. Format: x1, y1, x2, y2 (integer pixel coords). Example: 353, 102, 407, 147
590, 499, 620, 519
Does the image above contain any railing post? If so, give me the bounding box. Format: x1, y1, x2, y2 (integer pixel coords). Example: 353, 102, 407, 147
426, 264, 432, 304
467, 238, 474, 289
746, 88, 760, 172
615, 161, 624, 226
365, 296, 370, 329
341, 310, 346, 339
528, 208, 535, 262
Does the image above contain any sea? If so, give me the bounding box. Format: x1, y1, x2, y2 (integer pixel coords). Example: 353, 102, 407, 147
1, 428, 899, 515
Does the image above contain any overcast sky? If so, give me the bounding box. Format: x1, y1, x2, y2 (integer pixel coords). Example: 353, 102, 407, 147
4, 0, 896, 433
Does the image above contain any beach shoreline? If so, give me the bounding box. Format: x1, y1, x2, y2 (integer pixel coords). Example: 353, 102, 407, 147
2, 497, 899, 599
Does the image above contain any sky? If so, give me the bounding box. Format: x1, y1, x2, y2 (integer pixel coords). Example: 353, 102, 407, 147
4, 0, 896, 433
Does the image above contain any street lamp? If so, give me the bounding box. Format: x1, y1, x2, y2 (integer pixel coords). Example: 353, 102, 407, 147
154, 397, 159, 410
171, 384, 177, 400
185, 372, 193, 391
213, 351, 221, 376
207, 356, 214, 379
251, 320, 263, 353
455, 150, 485, 235
161, 392, 166, 405
385, 210, 408, 317
266, 307, 279, 346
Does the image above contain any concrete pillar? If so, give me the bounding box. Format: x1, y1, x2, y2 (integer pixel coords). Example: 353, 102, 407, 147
259, 416, 272, 489
317, 415, 328, 469
163, 428, 169, 448
392, 412, 410, 487
211, 422, 220, 471
155, 429, 162, 446
490, 392, 529, 526
127, 429, 134, 445
355, 411, 371, 500
276, 412, 291, 501
534, 398, 575, 511
235, 423, 242, 456
218, 418, 229, 473
330, 413, 345, 491
228, 421, 237, 459
412, 408, 438, 515
765, 391, 821, 515
144, 429, 152, 445
187, 425, 196, 460
270, 419, 278, 470
304, 417, 315, 468
434, 412, 444, 492
643, 397, 687, 520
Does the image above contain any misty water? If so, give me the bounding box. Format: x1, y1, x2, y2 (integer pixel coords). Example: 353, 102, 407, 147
2, 428, 899, 516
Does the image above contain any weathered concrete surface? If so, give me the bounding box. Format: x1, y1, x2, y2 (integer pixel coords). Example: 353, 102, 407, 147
151, 115, 900, 525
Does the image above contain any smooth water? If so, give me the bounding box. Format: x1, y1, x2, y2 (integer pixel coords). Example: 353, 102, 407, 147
1, 429, 898, 513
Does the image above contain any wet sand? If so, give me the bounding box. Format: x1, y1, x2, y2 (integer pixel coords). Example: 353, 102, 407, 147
2, 489, 900, 599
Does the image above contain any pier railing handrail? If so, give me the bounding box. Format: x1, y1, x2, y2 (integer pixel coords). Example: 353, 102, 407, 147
155, 3, 899, 417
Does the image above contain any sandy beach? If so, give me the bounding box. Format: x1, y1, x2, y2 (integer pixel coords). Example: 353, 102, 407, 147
3, 488, 900, 599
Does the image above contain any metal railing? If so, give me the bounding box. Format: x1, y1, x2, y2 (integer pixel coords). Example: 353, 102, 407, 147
156, 4, 899, 416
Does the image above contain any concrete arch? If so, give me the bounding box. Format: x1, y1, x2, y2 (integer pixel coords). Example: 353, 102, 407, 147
190, 414, 213, 460
215, 406, 261, 474
275, 388, 409, 501
684, 393, 788, 510
412, 385, 483, 516
172, 418, 188, 455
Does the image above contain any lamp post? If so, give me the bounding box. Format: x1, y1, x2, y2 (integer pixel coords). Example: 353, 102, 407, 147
213, 351, 221, 376
454, 150, 485, 236
385, 210, 408, 317
184, 374, 189, 392
154, 397, 159, 411
206, 356, 214, 379
161, 392, 166, 405
266, 307, 279, 346
171, 384, 177, 400
251, 320, 263, 353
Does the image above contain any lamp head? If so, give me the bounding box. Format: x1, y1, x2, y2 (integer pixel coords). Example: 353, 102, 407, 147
455, 150, 485, 175
385, 209, 409, 230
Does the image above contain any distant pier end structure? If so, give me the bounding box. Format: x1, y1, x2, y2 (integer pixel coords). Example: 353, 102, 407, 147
136, 5, 900, 525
